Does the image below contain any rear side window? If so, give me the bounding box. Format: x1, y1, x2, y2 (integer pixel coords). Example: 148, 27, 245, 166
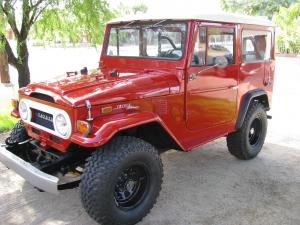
242, 30, 271, 62
207, 27, 234, 66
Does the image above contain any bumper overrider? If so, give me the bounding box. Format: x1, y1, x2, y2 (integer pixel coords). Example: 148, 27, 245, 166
0, 145, 59, 194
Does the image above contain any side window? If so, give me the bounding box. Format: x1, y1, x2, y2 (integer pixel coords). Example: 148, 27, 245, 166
242, 30, 271, 62
245, 38, 254, 52
207, 27, 234, 66
191, 27, 206, 66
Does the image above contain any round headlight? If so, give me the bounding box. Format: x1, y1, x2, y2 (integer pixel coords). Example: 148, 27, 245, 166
19, 100, 28, 120
55, 114, 69, 136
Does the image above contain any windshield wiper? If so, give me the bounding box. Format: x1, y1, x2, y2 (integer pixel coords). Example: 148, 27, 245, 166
118, 20, 140, 30
144, 19, 169, 29
117, 19, 170, 30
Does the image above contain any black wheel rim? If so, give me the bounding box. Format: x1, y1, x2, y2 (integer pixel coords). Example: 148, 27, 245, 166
114, 165, 149, 210
248, 118, 262, 146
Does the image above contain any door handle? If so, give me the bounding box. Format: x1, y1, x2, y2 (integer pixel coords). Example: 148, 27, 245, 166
189, 74, 197, 81
230, 85, 239, 90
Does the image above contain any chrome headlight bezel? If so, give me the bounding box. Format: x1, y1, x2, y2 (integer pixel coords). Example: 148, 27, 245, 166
19, 99, 31, 121
54, 113, 69, 137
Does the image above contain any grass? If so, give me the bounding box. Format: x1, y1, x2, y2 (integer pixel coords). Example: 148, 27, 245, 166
0, 98, 18, 133
0, 113, 18, 133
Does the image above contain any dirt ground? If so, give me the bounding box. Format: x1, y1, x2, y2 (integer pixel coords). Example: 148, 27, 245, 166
0, 57, 300, 225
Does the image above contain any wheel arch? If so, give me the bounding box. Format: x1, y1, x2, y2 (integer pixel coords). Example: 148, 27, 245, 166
116, 122, 183, 151
71, 112, 184, 151
236, 89, 269, 130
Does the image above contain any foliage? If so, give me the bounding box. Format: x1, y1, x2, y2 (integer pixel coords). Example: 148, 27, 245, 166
0, 0, 114, 88
273, 4, 300, 53
221, 0, 300, 54
116, 2, 148, 16
31, 0, 114, 45
0, 113, 17, 133
220, 0, 299, 19
132, 3, 148, 15
0, 11, 5, 52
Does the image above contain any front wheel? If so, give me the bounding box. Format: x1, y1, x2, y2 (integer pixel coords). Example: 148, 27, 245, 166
80, 136, 163, 225
227, 102, 267, 160
5, 120, 29, 147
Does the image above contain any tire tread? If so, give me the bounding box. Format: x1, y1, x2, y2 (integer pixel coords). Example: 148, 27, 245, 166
80, 136, 163, 225
227, 102, 267, 160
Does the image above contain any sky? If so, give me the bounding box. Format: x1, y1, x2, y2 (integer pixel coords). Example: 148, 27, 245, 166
108, 0, 223, 15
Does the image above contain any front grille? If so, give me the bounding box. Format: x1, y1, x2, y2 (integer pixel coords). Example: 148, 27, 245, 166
31, 109, 54, 130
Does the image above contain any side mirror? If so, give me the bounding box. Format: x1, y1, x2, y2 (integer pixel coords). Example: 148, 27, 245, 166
191, 55, 229, 79
215, 56, 228, 69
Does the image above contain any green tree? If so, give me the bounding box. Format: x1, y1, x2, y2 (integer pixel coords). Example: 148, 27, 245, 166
221, 0, 299, 19
116, 2, 148, 16
273, 4, 300, 53
0, 0, 114, 88
132, 3, 148, 14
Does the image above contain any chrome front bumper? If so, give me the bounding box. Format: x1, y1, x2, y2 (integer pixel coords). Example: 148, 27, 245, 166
0, 146, 59, 194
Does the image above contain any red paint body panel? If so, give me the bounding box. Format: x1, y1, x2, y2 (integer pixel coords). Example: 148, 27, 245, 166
71, 111, 183, 149
15, 20, 274, 153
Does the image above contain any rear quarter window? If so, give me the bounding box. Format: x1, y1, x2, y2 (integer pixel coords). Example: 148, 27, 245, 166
242, 29, 272, 63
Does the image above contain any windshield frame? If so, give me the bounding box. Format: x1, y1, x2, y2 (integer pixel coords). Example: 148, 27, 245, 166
104, 20, 188, 61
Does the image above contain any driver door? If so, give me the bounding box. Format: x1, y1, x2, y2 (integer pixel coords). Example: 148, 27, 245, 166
186, 24, 238, 130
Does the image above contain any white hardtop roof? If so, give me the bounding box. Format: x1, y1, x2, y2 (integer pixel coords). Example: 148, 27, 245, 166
108, 12, 272, 27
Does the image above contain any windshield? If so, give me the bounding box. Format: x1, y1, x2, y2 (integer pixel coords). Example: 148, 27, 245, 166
105, 22, 187, 60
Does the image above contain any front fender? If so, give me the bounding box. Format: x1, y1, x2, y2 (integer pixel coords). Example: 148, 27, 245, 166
71, 112, 162, 148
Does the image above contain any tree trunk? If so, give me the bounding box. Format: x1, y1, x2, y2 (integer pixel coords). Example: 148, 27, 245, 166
17, 61, 30, 88
16, 40, 30, 88
0, 50, 10, 84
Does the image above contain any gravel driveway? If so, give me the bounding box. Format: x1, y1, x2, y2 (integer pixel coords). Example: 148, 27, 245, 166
0, 57, 299, 225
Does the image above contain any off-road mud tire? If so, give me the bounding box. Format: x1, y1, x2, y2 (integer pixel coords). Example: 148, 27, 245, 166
80, 136, 163, 225
5, 120, 29, 146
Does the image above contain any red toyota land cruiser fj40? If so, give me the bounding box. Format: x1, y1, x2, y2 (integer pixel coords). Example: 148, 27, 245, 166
0, 13, 274, 225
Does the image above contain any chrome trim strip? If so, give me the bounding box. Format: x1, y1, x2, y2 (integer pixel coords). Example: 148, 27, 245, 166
0, 146, 59, 194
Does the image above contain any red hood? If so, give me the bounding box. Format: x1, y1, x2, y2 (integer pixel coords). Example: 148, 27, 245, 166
20, 69, 181, 107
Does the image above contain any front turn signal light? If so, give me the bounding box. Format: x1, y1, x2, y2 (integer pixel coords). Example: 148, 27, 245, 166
76, 120, 91, 136
101, 106, 113, 114
11, 99, 18, 108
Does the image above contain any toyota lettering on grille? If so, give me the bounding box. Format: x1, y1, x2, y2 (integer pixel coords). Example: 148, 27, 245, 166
36, 112, 53, 122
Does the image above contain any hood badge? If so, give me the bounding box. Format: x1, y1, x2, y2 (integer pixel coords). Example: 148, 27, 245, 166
101, 104, 140, 114
116, 104, 140, 110
125, 105, 140, 110
85, 100, 93, 121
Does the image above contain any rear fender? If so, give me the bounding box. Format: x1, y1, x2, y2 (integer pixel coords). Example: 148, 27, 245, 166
236, 89, 270, 130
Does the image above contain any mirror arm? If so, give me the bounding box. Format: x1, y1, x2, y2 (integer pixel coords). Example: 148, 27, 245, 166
196, 64, 218, 75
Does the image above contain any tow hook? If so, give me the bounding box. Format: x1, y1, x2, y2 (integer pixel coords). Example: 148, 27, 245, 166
2, 138, 32, 149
